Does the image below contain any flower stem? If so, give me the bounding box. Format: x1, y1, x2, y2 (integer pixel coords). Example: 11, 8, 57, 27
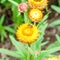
34, 22, 36, 26
27, 44, 31, 60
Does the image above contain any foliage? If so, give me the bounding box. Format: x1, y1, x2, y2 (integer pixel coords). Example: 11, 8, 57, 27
58, 0, 60, 6
51, 0, 60, 13
49, 19, 60, 29
51, 5, 60, 13
46, 34, 60, 51
0, 14, 15, 42
50, 0, 60, 29
0, 13, 60, 60
0, 34, 60, 60
0, 0, 60, 60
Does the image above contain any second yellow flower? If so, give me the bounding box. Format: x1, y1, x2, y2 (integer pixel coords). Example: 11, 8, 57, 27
28, 8, 43, 22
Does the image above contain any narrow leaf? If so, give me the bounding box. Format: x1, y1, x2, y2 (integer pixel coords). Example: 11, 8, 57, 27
56, 34, 60, 43
8, 0, 18, 6
0, 14, 5, 25
37, 13, 49, 27
4, 26, 15, 34
41, 41, 48, 46
24, 10, 31, 23
50, 19, 60, 26
51, 5, 60, 13
42, 46, 60, 54
0, 48, 21, 58
9, 35, 27, 57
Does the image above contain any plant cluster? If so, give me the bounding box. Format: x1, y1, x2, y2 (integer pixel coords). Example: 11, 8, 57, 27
0, 0, 60, 60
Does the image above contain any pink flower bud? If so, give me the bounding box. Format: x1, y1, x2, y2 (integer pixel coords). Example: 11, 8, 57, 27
18, 2, 28, 12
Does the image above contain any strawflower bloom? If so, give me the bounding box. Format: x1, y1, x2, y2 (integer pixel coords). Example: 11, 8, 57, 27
47, 57, 57, 60
28, 0, 48, 10
18, 2, 28, 12
46, 55, 60, 60
29, 8, 43, 22
58, 55, 60, 60
16, 23, 39, 44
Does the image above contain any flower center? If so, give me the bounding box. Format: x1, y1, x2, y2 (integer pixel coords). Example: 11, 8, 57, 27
22, 25, 33, 36
32, 11, 39, 18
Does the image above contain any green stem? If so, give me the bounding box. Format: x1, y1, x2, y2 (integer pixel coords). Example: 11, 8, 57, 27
46, 6, 48, 12
34, 22, 36, 26
27, 44, 30, 60
24, 10, 31, 23
24, 10, 30, 23
27, 44, 36, 60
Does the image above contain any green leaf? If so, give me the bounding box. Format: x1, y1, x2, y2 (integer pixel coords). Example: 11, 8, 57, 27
43, 46, 60, 54
1, 33, 4, 42
31, 34, 44, 51
58, 0, 60, 6
49, 19, 60, 26
38, 22, 48, 32
21, 0, 27, 2
0, 14, 5, 25
46, 41, 60, 49
9, 35, 27, 57
46, 6, 49, 12
37, 13, 49, 27
41, 41, 48, 46
28, 46, 34, 55
4, 26, 15, 34
36, 52, 49, 60
1, 0, 6, 3
56, 34, 60, 43
31, 23, 47, 51
1, 29, 7, 38
0, 48, 21, 58
24, 10, 31, 23
51, 5, 60, 13
46, 35, 60, 49
12, 5, 23, 26
8, 0, 18, 6
0, 30, 7, 42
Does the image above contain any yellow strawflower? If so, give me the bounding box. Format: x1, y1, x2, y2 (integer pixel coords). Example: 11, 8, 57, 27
28, 0, 48, 10
16, 23, 39, 44
47, 55, 60, 60
58, 55, 60, 60
28, 8, 43, 22
47, 57, 58, 60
